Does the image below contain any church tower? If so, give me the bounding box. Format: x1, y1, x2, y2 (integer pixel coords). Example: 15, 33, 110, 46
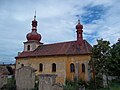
24, 13, 42, 52
76, 19, 83, 45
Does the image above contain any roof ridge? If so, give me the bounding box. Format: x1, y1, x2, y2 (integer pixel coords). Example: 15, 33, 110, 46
39, 40, 76, 47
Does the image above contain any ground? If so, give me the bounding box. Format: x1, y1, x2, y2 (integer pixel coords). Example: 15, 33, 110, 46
98, 82, 120, 90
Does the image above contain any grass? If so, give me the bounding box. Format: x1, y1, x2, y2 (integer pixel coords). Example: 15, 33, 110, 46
63, 79, 120, 90
98, 81, 120, 90
86, 81, 120, 90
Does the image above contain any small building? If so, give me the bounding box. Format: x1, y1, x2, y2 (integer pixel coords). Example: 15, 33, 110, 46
15, 15, 92, 84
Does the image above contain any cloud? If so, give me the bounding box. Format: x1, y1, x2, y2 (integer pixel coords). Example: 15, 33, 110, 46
0, 0, 120, 63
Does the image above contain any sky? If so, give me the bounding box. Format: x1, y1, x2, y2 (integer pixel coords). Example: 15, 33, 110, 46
0, 0, 120, 64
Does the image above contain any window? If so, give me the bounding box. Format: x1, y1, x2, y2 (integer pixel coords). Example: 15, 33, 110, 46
21, 64, 24, 67
70, 63, 75, 72
52, 63, 56, 72
27, 45, 30, 51
39, 63, 43, 72
82, 64, 85, 72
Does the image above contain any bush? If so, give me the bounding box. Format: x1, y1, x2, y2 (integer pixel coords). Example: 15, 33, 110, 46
86, 76, 103, 90
32, 77, 39, 90
2, 77, 16, 90
63, 78, 87, 90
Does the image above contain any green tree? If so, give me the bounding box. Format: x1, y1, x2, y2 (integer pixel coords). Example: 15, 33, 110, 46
108, 39, 120, 76
90, 39, 111, 89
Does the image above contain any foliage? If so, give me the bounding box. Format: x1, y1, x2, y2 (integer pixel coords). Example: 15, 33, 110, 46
86, 80, 120, 90
63, 79, 79, 90
108, 40, 120, 76
89, 38, 120, 89
91, 39, 111, 74
32, 76, 39, 90
98, 80, 120, 90
63, 78, 86, 90
32, 82, 39, 90
86, 78, 103, 90
89, 39, 111, 88
6, 66, 13, 75
2, 77, 16, 90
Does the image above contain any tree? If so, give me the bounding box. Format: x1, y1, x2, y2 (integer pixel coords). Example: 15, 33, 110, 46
90, 39, 111, 89
108, 39, 120, 76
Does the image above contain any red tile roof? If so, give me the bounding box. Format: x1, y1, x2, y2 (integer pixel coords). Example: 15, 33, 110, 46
16, 40, 92, 59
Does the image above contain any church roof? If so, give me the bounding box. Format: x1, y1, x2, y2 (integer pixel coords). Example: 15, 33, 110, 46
16, 40, 92, 59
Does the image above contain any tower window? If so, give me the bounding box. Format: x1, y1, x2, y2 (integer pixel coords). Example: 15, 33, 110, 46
70, 63, 75, 72
52, 63, 56, 72
21, 64, 24, 67
82, 64, 85, 72
39, 63, 43, 72
27, 45, 30, 51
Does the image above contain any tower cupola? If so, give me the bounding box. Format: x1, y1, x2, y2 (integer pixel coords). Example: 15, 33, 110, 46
76, 19, 83, 45
26, 14, 41, 42
76, 19, 83, 30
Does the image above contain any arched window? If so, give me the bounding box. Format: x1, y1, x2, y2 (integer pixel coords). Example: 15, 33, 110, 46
70, 63, 75, 72
21, 64, 24, 67
39, 63, 43, 72
82, 64, 85, 72
27, 45, 30, 51
52, 63, 56, 72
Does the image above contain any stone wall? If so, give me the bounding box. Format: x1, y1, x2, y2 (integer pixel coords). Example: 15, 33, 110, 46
0, 66, 9, 89
0, 75, 8, 89
15, 66, 36, 90
38, 74, 63, 90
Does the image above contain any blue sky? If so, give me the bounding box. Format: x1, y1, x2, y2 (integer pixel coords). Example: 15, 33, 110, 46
0, 0, 120, 64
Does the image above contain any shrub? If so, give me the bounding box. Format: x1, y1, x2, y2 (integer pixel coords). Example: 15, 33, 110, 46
2, 77, 16, 90
63, 78, 87, 90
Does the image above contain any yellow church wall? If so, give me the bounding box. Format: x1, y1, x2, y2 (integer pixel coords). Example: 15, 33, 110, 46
16, 54, 91, 84
66, 55, 91, 81
16, 56, 67, 84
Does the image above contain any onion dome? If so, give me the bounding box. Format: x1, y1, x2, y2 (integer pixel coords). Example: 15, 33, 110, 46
26, 31, 41, 41
26, 14, 41, 41
76, 19, 83, 45
76, 19, 83, 30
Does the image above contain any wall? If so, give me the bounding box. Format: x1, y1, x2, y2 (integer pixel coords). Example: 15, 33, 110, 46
16, 55, 91, 84
24, 41, 40, 51
16, 56, 67, 84
0, 75, 8, 89
15, 66, 35, 90
66, 55, 91, 81
38, 74, 63, 90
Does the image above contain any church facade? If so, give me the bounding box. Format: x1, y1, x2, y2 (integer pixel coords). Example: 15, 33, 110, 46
15, 15, 92, 84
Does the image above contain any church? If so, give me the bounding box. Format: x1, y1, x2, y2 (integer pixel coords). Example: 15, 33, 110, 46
15, 15, 92, 84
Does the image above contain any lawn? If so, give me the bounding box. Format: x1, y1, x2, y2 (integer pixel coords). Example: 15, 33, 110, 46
98, 82, 120, 90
